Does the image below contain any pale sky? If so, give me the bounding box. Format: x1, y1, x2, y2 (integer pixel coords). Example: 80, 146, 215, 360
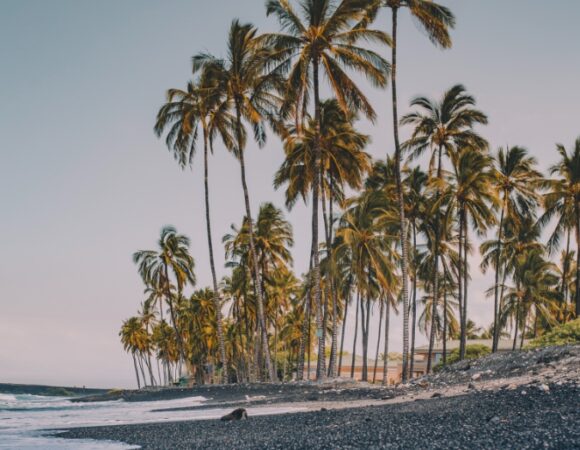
1, 0, 579, 388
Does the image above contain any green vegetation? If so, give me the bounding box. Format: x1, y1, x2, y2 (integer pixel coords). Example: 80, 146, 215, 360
527, 319, 580, 348
435, 344, 491, 371
118, 0, 579, 388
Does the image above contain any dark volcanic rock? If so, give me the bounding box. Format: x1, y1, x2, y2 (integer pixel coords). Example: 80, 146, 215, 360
58, 384, 580, 449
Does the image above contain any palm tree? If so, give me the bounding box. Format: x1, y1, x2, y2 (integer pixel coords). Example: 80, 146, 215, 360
154, 73, 234, 382
192, 20, 283, 381
274, 98, 371, 377
120, 317, 148, 388
264, 0, 390, 380
441, 147, 497, 358
133, 226, 195, 363
362, 0, 455, 383
403, 166, 427, 375
501, 249, 560, 349
481, 146, 543, 351
541, 137, 580, 317
402, 85, 488, 362
337, 188, 399, 381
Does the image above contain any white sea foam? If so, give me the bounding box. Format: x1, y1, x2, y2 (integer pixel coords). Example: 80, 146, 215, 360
0, 391, 304, 448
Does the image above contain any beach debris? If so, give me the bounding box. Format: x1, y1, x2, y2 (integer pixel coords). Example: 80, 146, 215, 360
537, 384, 550, 393
431, 392, 443, 398
221, 408, 248, 421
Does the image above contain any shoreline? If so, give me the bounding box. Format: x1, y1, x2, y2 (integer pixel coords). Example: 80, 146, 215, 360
54, 345, 580, 449
56, 384, 579, 449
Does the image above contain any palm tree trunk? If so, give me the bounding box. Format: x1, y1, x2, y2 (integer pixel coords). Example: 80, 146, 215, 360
439, 272, 446, 366
322, 186, 338, 378
457, 210, 464, 359
461, 212, 469, 360
562, 228, 571, 316
520, 311, 526, 349
202, 134, 228, 383
427, 146, 444, 374
156, 358, 162, 386
360, 294, 367, 381
163, 264, 187, 363
146, 353, 156, 386
493, 200, 506, 352
575, 207, 580, 317
233, 98, 274, 382
312, 57, 326, 380
274, 297, 279, 381
512, 299, 519, 351
350, 292, 360, 379
373, 300, 384, 383
390, 5, 411, 384
296, 264, 312, 380
338, 291, 350, 376
409, 221, 418, 378
426, 292, 437, 374
382, 298, 391, 386
132, 354, 141, 389
137, 355, 147, 387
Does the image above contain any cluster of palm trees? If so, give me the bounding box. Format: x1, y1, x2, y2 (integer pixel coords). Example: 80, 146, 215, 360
119, 0, 579, 388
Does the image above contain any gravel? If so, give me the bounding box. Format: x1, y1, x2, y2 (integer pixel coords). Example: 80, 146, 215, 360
58, 384, 579, 449
57, 345, 580, 449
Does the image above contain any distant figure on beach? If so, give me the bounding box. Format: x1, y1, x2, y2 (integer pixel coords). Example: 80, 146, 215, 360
221, 408, 248, 421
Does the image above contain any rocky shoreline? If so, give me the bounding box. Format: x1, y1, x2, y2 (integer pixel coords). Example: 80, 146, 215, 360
56, 345, 580, 449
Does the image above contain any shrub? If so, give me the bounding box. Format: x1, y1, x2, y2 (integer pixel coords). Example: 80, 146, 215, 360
527, 319, 580, 349
435, 344, 491, 371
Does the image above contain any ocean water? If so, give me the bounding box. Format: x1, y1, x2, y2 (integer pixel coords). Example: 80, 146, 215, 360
0, 392, 305, 448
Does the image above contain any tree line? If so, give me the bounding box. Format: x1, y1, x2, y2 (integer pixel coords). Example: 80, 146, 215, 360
119, 0, 579, 388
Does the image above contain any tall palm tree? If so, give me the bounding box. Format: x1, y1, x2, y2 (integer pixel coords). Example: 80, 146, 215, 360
264, 0, 390, 380
441, 147, 497, 358
154, 73, 234, 382
274, 98, 371, 377
402, 84, 488, 364
337, 188, 399, 381
403, 166, 427, 375
133, 226, 195, 363
481, 146, 543, 351
192, 20, 283, 381
362, 0, 455, 382
541, 137, 580, 317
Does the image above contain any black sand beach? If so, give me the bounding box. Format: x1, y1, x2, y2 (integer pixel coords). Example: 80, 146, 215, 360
58, 384, 579, 449
56, 346, 580, 449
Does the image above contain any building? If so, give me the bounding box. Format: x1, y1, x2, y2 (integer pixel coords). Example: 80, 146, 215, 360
303, 354, 402, 385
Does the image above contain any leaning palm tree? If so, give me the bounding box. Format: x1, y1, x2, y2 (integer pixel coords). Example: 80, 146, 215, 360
120, 317, 147, 388
264, 0, 390, 380
191, 20, 283, 381
540, 137, 580, 317
154, 73, 234, 382
481, 146, 543, 351
133, 226, 195, 363
361, 0, 455, 382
